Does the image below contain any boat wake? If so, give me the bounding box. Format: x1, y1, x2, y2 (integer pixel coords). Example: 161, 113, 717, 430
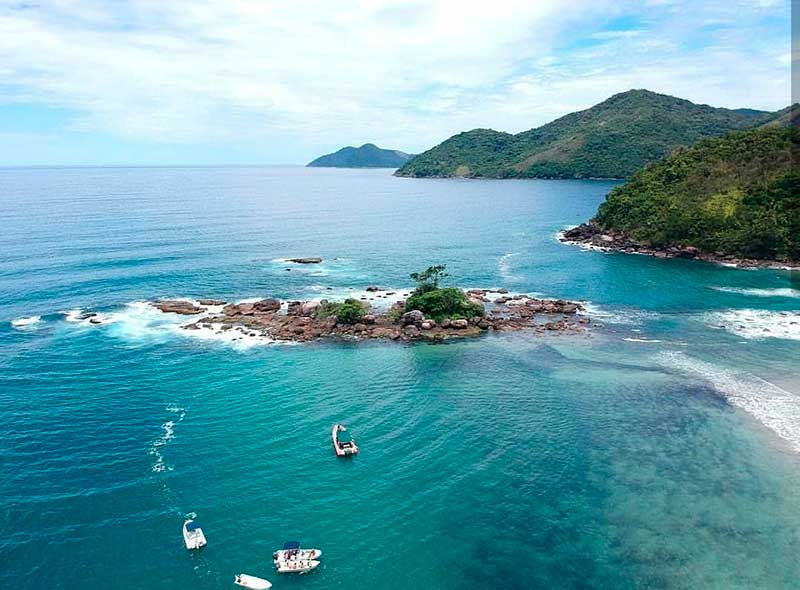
658, 351, 800, 453
702, 309, 800, 341
150, 405, 186, 473
710, 286, 800, 299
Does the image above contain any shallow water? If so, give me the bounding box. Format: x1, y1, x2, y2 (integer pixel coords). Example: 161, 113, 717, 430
1, 167, 798, 589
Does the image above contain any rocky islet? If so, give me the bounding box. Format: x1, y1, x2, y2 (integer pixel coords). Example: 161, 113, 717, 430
151, 288, 589, 343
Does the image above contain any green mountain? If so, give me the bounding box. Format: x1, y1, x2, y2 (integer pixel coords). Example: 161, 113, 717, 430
396, 90, 777, 179
592, 118, 798, 261
307, 143, 412, 168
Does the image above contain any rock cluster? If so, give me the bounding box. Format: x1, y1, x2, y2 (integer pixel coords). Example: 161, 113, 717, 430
153, 290, 590, 344
286, 257, 323, 264
560, 223, 800, 269
154, 300, 207, 315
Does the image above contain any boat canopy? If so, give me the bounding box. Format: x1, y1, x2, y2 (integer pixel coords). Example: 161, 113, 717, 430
185, 521, 202, 532
283, 541, 300, 550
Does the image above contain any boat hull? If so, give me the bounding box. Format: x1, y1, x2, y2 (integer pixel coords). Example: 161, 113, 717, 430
332, 423, 359, 456
273, 548, 322, 561
182, 520, 207, 550
275, 559, 320, 573
234, 573, 272, 589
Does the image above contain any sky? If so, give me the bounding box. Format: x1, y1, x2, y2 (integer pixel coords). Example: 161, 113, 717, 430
0, 0, 794, 165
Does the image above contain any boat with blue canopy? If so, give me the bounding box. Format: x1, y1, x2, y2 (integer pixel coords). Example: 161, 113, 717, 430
182, 518, 207, 550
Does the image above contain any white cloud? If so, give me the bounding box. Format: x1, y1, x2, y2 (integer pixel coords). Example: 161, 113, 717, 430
0, 0, 791, 162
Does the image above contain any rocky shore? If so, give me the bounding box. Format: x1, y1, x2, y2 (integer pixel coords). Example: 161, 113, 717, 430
560, 223, 800, 270
152, 289, 590, 343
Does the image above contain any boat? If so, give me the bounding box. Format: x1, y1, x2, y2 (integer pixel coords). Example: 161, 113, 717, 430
332, 423, 359, 456
182, 518, 207, 550
273, 541, 322, 562
275, 559, 320, 574
234, 573, 272, 589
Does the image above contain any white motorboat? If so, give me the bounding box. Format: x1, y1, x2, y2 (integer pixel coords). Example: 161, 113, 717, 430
332, 423, 359, 456
234, 573, 272, 589
182, 518, 207, 550
275, 559, 320, 574
273, 541, 322, 562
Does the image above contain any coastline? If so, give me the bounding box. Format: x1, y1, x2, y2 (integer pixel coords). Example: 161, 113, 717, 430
559, 223, 800, 271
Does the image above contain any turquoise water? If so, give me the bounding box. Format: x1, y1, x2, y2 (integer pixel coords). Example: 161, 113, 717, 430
1, 167, 798, 589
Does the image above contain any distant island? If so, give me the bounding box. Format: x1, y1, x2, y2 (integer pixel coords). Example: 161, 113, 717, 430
307, 143, 413, 168
561, 112, 799, 267
396, 89, 783, 179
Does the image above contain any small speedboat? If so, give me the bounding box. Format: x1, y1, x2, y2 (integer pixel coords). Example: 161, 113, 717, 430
234, 573, 272, 589
182, 518, 207, 550
275, 559, 320, 574
273, 541, 322, 562
332, 423, 359, 456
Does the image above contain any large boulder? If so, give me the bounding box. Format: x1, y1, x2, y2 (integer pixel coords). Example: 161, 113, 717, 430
401, 310, 424, 326
300, 301, 320, 316
450, 319, 469, 329
154, 300, 204, 315
420, 320, 436, 330
403, 324, 420, 337
223, 302, 254, 316
253, 298, 281, 312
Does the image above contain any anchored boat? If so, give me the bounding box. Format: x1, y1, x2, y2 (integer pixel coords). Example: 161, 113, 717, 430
234, 573, 272, 589
273, 541, 322, 562
182, 518, 207, 550
275, 559, 320, 574
332, 423, 359, 456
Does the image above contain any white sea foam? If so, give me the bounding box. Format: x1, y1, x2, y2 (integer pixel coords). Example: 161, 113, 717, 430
62, 308, 114, 325
710, 286, 800, 299
11, 315, 41, 329
623, 337, 663, 343
498, 252, 522, 282
64, 309, 84, 322
65, 300, 284, 349
150, 405, 186, 473
659, 351, 800, 453
703, 309, 800, 341
579, 302, 660, 326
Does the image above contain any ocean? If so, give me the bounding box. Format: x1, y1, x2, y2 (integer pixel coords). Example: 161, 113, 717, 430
1, 166, 798, 589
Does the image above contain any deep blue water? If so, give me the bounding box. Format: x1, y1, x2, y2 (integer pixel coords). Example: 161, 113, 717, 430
1, 167, 798, 589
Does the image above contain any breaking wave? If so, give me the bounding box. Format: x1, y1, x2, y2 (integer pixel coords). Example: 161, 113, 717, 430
579, 302, 660, 326
11, 315, 41, 329
498, 252, 522, 282
659, 351, 800, 453
703, 309, 800, 341
64, 301, 282, 349
710, 287, 800, 299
